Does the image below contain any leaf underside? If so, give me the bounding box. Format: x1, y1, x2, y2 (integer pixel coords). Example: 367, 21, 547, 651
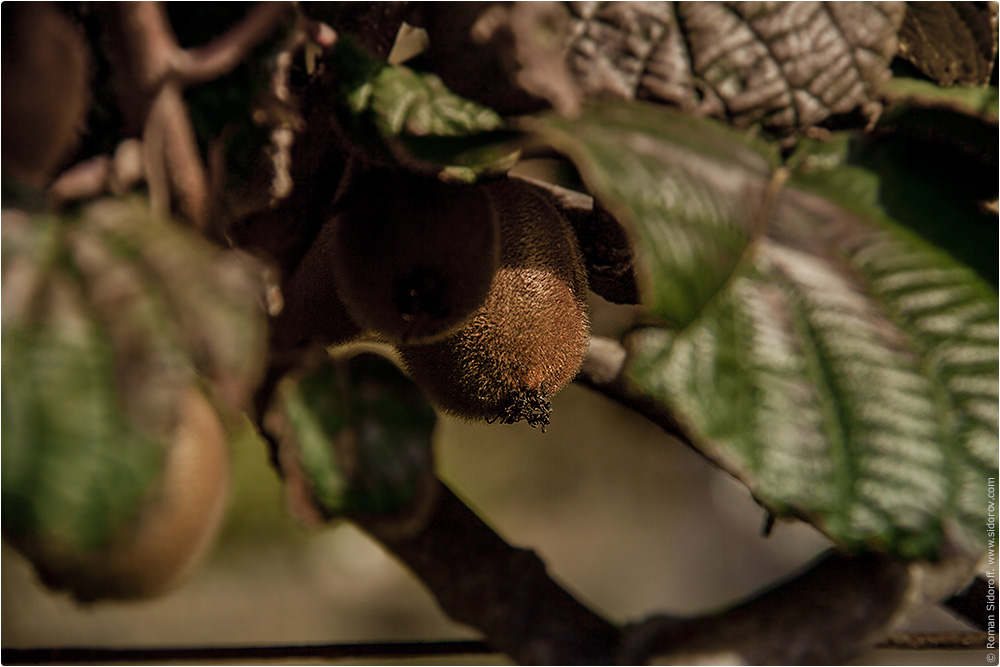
566, 2, 904, 135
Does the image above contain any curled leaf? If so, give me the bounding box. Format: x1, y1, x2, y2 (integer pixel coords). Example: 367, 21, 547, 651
897, 2, 998, 86
331, 36, 520, 179
264, 350, 438, 537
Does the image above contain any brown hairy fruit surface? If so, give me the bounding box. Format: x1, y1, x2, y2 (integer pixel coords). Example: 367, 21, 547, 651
1, 3, 90, 188
331, 170, 500, 344
398, 179, 590, 428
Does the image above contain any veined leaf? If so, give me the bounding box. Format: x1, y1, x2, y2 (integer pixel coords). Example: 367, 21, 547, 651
2, 200, 267, 568
332, 37, 519, 180
527, 100, 779, 328
626, 165, 997, 558
790, 119, 997, 287
1, 213, 166, 551
537, 100, 998, 557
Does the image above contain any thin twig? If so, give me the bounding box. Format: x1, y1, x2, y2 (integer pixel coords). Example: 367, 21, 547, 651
878, 631, 991, 650
101, 2, 291, 230
109, 2, 178, 96
0, 640, 491, 666
154, 85, 210, 226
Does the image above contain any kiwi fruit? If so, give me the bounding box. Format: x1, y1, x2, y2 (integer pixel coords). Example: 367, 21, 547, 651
329, 169, 500, 344
1, 3, 90, 188
397, 178, 590, 427
16, 387, 231, 602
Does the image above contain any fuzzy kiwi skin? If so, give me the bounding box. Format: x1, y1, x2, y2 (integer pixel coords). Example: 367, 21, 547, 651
1, 3, 89, 188
330, 170, 500, 345
397, 179, 590, 427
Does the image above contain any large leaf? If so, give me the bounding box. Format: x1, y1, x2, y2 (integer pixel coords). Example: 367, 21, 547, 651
625, 155, 997, 559
527, 100, 778, 328
573, 2, 904, 134
422, 2, 905, 136
532, 99, 996, 557
2, 200, 268, 556
2, 212, 168, 551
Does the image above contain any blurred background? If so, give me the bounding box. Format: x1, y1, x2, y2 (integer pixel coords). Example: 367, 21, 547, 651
1, 297, 982, 665
2, 8, 992, 664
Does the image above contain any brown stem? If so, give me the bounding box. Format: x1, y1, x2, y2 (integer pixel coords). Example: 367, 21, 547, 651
101, 3, 179, 126
102, 2, 292, 230
142, 95, 171, 221
153, 86, 210, 229
174, 2, 294, 86
879, 631, 990, 650
942, 575, 992, 631
622, 549, 912, 664
355, 482, 621, 665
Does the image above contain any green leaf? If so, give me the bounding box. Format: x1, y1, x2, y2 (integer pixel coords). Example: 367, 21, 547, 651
626, 161, 997, 558
789, 117, 997, 287
332, 36, 519, 179
81, 198, 270, 412
279, 360, 350, 516
2, 200, 268, 560
1, 214, 164, 551
271, 351, 437, 520
882, 78, 999, 122
526, 100, 779, 328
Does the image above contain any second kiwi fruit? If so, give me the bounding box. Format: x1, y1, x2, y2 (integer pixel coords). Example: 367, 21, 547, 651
397, 178, 590, 428
329, 169, 500, 345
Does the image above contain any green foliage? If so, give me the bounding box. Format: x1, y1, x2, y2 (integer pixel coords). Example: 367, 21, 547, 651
1, 201, 269, 556
4, 3, 997, 594
1, 214, 164, 551
528, 102, 779, 328
271, 351, 437, 520
331, 37, 520, 181
533, 97, 997, 558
